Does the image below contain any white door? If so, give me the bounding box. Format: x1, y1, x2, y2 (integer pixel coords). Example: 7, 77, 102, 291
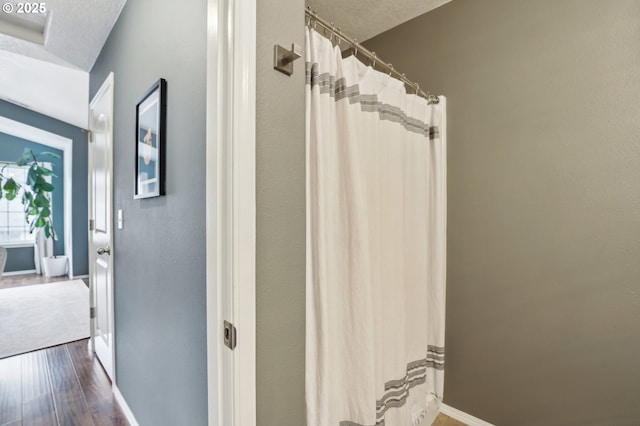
89, 73, 115, 381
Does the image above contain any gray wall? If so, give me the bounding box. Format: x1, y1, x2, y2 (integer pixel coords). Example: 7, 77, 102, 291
0, 134, 63, 272
0, 99, 88, 276
256, 0, 306, 424
365, 1, 640, 424
89, 0, 208, 424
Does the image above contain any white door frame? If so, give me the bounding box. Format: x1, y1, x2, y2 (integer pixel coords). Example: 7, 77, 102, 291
206, 0, 256, 425
88, 72, 116, 382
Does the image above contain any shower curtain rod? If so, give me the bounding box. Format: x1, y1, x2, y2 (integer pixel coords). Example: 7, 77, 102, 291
305, 7, 440, 105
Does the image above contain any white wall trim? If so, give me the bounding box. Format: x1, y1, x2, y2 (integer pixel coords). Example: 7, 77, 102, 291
441, 403, 495, 426
70, 274, 89, 279
0, 241, 34, 249
0, 115, 74, 276
206, 0, 257, 425
1, 269, 37, 276
113, 385, 139, 426
231, 1, 257, 425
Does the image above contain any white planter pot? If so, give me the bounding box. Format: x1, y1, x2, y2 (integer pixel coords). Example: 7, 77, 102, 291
42, 256, 68, 277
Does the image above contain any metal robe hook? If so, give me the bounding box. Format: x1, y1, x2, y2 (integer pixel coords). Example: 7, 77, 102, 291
274, 43, 302, 76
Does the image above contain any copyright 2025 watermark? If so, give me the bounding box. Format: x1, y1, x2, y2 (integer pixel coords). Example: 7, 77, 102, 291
2, 2, 47, 14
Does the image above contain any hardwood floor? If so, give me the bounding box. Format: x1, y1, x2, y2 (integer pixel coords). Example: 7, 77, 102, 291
0, 339, 128, 426
1, 274, 125, 425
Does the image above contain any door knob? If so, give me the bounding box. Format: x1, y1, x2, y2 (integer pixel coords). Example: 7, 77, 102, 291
97, 246, 111, 255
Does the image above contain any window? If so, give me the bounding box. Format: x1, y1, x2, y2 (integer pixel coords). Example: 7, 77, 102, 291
0, 162, 36, 244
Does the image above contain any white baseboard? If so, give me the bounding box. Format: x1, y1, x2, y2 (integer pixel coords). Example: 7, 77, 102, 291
441, 403, 494, 426
1, 269, 37, 277
113, 385, 139, 426
70, 274, 89, 279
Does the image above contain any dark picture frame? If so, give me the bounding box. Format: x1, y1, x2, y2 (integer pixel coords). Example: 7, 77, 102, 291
134, 78, 166, 199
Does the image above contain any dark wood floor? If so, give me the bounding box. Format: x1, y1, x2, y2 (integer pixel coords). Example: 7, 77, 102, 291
0, 274, 126, 425
0, 339, 128, 426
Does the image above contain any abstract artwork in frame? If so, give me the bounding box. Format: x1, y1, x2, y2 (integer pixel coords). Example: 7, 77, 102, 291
134, 78, 166, 199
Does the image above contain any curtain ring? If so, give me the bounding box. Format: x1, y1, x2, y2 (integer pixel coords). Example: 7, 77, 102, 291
388, 64, 393, 76
354, 40, 358, 57
415, 84, 420, 95
372, 52, 377, 68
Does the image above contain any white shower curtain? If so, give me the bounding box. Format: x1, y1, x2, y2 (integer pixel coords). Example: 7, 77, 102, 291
305, 28, 447, 426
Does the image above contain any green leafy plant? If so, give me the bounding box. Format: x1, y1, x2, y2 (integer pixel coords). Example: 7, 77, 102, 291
0, 148, 60, 255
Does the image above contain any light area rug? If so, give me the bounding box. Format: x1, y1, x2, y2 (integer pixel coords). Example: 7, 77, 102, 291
0, 279, 89, 359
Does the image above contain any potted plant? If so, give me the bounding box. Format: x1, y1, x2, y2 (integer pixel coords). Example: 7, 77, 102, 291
0, 148, 66, 277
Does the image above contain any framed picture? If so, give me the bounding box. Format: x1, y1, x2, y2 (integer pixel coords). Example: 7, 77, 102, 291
134, 78, 166, 199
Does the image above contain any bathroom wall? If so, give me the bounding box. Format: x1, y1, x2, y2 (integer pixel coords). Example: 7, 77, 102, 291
256, 0, 306, 424
90, 0, 208, 423
365, 0, 640, 424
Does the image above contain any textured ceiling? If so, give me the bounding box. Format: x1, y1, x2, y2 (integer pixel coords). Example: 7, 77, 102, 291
306, 0, 451, 42
0, 0, 126, 71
